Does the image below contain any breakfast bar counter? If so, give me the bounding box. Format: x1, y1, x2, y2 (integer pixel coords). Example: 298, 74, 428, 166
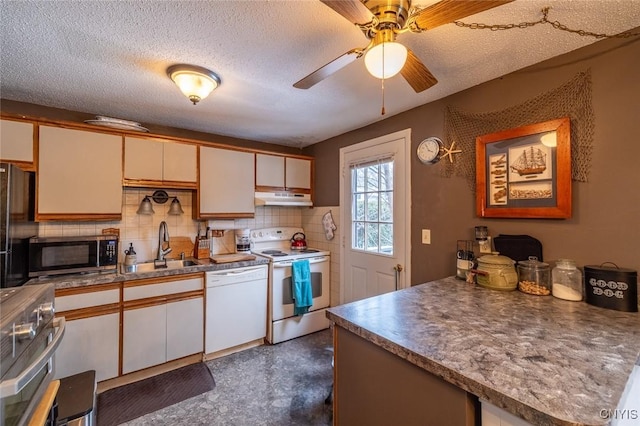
326, 276, 640, 425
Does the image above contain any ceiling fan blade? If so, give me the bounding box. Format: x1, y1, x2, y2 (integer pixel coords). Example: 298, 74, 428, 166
400, 49, 438, 93
321, 0, 375, 25
413, 0, 513, 31
294, 48, 364, 89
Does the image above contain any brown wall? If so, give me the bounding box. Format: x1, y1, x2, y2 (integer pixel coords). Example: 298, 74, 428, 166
304, 34, 640, 285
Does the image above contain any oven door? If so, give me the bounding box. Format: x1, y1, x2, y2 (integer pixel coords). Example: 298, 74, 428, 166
0, 317, 65, 426
272, 256, 330, 321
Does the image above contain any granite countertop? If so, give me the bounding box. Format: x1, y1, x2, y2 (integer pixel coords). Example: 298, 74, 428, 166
29, 257, 270, 290
326, 276, 640, 426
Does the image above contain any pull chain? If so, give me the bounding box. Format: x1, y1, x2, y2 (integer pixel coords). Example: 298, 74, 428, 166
381, 79, 385, 115
381, 42, 386, 115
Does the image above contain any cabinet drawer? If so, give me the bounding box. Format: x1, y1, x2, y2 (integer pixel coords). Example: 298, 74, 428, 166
55, 288, 120, 312
124, 276, 203, 301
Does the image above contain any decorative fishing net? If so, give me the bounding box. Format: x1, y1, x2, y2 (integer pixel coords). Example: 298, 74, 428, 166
443, 70, 594, 191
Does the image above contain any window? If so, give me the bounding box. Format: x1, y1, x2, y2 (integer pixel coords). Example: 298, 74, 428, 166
351, 158, 393, 255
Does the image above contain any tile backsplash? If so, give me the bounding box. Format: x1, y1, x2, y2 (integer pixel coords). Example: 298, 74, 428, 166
37, 190, 343, 306
38, 188, 303, 262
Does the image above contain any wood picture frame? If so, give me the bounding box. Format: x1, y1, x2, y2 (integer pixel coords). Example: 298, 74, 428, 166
475, 117, 571, 219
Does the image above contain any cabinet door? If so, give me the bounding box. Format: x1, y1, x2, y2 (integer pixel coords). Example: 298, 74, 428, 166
166, 297, 203, 361
285, 157, 311, 189
199, 146, 254, 217
481, 401, 533, 426
1, 119, 34, 163
122, 304, 167, 374
163, 142, 197, 183
54, 313, 120, 382
38, 126, 122, 218
255, 153, 285, 188
124, 137, 163, 180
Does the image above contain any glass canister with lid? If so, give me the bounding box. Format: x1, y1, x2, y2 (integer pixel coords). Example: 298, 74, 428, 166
552, 259, 583, 301
517, 256, 551, 295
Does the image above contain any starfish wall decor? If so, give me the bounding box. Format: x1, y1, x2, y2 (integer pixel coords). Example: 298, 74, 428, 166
442, 140, 462, 163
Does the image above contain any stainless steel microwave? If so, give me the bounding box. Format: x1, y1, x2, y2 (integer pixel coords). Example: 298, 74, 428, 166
28, 235, 118, 277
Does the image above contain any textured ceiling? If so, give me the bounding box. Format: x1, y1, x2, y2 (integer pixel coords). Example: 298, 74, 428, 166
1, 1, 638, 148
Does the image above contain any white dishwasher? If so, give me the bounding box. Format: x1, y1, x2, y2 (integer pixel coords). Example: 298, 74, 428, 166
205, 264, 268, 354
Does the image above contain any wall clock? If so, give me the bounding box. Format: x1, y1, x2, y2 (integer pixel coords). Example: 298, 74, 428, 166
417, 137, 444, 164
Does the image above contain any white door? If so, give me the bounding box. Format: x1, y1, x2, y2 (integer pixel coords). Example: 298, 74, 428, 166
340, 129, 411, 304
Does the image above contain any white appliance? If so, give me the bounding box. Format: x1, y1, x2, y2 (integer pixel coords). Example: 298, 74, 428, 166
254, 192, 313, 207
205, 264, 268, 355
251, 227, 330, 344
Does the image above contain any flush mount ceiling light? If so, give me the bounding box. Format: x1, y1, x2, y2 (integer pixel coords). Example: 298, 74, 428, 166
364, 29, 408, 79
167, 64, 221, 105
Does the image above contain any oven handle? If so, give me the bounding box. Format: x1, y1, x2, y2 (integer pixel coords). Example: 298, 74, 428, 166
273, 256, 330, 268
0, 317, 66, 398
209, 267, 265, 277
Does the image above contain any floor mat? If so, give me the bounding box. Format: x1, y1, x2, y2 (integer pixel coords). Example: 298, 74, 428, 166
97, 362, 215, 426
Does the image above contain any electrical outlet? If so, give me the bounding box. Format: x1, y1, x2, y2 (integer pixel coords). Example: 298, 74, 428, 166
422, 229, 431, 244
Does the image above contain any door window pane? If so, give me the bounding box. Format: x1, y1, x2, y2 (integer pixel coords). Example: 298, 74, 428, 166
366, 193, 379, 221
350, 159, 393, 255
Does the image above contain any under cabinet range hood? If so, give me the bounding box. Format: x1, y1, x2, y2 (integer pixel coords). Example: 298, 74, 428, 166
254, 192, 312, 207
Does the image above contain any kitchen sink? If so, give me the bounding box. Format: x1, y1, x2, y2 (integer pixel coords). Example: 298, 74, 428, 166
121, 259, 200, 274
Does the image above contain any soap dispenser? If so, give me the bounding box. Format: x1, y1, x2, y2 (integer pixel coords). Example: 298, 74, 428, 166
124, 243, 137, 266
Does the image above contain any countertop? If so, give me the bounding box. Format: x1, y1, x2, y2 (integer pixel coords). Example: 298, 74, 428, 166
28, 257, 270, 290
326, 276, 640, 426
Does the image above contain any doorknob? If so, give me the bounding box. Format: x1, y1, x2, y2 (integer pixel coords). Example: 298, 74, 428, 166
394, 264, 403, 291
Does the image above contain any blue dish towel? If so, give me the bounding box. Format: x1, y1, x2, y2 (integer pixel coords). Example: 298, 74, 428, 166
292, 259, 312, 316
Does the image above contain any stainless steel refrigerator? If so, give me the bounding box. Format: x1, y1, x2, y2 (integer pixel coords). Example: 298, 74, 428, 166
0, 163, 38, 287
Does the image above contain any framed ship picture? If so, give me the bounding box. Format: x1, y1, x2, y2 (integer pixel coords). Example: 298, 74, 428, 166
475, 117, 572, 219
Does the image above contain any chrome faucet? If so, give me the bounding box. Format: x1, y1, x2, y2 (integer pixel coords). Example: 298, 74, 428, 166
157, 221, 172, 261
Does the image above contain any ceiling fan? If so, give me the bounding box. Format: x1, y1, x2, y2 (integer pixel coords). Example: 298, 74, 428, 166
294, 0, 513, 92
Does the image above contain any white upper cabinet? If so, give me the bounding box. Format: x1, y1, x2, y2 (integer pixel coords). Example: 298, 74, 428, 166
1, 119, 34, 165
255, 153, 312, 192
256, 154, 285, 188
124, 136, 197, 187
198, 146, 255, 218
285, 157, 311, 190
38, 125, 122, 220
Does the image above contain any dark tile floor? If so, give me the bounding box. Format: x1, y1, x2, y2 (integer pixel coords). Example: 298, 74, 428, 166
123, 329, 333, 425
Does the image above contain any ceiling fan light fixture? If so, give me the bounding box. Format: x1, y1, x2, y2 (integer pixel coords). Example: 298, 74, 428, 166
364, 29, 407, 79
167, 64, 221, 105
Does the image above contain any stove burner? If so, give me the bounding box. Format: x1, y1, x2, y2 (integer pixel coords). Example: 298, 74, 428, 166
262, 250, 286, 256
298, 249, 319, 254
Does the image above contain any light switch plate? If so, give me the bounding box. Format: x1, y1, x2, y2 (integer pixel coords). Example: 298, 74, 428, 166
422, 229, 431, 244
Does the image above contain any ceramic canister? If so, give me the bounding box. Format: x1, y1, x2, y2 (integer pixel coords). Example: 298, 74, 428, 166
475, 254, 518, 291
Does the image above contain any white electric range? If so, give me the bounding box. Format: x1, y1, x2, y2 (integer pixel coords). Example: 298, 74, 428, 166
250, 227, 331, 344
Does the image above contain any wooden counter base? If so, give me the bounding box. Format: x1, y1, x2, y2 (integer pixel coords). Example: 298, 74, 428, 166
334, 326, 476, 425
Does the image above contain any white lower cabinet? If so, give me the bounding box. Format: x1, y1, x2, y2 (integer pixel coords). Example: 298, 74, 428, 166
122, 275, 204, 374
123, 304, 167, 374
54, 285, 120, 382
122, 297, 204, 374
54, 312, 120, 382
481, 401, 533, 426
167, 297, 204, 361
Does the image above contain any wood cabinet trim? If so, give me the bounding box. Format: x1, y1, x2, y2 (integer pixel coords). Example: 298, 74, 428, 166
122, 290, 203, 310
123, 273, 203, 288
35, 213, 123, 221
55, 282, 121, 298
122, 179, 197, 189
56, 303, 120, 320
